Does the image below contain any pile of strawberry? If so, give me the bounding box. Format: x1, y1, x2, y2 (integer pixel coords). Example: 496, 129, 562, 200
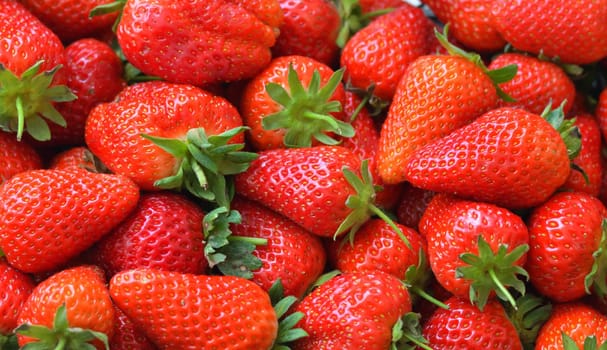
1, 0, 607, 349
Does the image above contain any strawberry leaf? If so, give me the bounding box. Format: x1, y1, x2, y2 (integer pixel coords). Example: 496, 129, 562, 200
0, 333, 18, 350
335, 0, 395, 48
392, 312, 431, 350
501, 292, 552, 350
585, 219, 607, 298
268, 279, 308, 349
404, 250, 449, 310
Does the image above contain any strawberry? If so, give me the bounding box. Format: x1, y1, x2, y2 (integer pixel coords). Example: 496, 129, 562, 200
110, 305, 157, 350
526, 191, 607, 303
45, 38, 126, 147
597, 88, 607, 142
0, 0, 76, 141
115, 0, 283, 87
395, 184, 435, 231
48, 146, 97, 171
109, 268, 279, 350
0, 168, 140, 273
419, 194, 530, 310
240, 55, 352, 150
491, 0, 607, 65
0, 131, 42, 183
272, 0, 341, 65
340, 3, 435, 101
89, 192, 208, 278
230, 196, 326, 298
292, 270, 412, 349
0, 258, 35, 340
561, 114, 603, 197
405, 105, 578, 209
535, 302, 607, 349
423, 295, 523, 349
16, 265, 114, 349
488, 52, 576, 115
377, 28, 516, 184
19, 0, 118, 43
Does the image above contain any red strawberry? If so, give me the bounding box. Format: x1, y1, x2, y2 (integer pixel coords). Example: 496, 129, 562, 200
526, 191, 607, 303
240, 55, 351, 150
491, 0, 607, 64
0, 258, 35, 336
116, 0, 283, 86
597, 88, 607, 141
16, 265, 114, 349
340, 3, 435, 101
90, 192, 208, 278
292, 270, 411, 349
48, 146, 96, 171
0, 168, 140, 273
0, 131, 42, 183
19, 0, 118, 43
272, 0, 340, 65
535, 302, 607, 349
110, 305, 157, 350
110, 268, 279, 350
230, 196, 326, 298
405, 106, 577, 209
419, 193, 530, 310
395, 183, 435, 231
0, 0, 75, 141
423, 296, 523, 349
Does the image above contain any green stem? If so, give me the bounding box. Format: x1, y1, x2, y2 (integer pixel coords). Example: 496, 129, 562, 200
302, 110, 339, 128
489, 268, 517, 309
228, 235, 268, 246
409, 285, 449, 310
368, 203, 411, 248
403, 335, 433, 350
56, 336, 67, 350
16, 96, 24, 141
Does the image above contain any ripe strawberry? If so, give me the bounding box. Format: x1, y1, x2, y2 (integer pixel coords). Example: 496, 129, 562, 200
561, 114, 603, 197
491, 0, 607, 64
422, 0, 507, 52
0, 168, 140, 273
395, 184, 435, 231
16, 265, 114, 349
535, 302, 607, 349
230, 196, 326, 298
340, 3, 435, 101
272, 0, 340, 65
116, 0, 283, 87
488, 52, 576, 115
0, 0, 75, 141
110, 305, 157, 350
419, 194, 529, 310
110, 268, 279, 350
45, 38, 126, 147
19, 0, 118, 43
292, 270, 411, 349
89, 192, 208, 277
0, 131, 42, 183
405, 106, 577, 209
526, 191, 607, 303
48, 146, 97, 171
597, 88, 607, 141
0, 258, 35, 336
423, 296, 523, 349
377, 29, 516, 184
240, 55, 351, 150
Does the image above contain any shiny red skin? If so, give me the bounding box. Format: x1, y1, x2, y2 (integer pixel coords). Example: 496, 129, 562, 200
85, 81, 245, 191
423, 296, 523, 349
358, 0, 407, 13
293, 271, 411, 349
110, 268, 278, 349
0, 131, 42, 183
377, 55, 499, 185
116, 0, 282, 86
491, 0, 607, 64
235, 145, 363, 238
17, 265, 115, 349
422, 0, 506, 52
272, 0, 340, 65
230, 196, 326, 298
405, 107, 571, 209
488, 53, 576, 115
526, 191, 607, 303
535, 302, 607, 349
596, 88, 607, 142
48, 146, 95, 170
419, 194, 529, 299
0, 258, 35, 334
90, 192, 207, 277
18, 0, 118, 43
240, 55, 347, 151
0, 168, 140, 273
110, 305, 157, 350
334, 218, 426, 279
340, 3, 435, 101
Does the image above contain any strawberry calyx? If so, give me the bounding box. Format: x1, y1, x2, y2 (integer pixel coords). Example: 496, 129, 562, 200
456, 235, 529, 311
89, 0, 126, 32
336, 0, 395, 48
0, 60, 76, 141
15, 304, 109, 350
392, 312, 431, 350
502, 293, 552, 350
403, 250, 449, 310
541, 101, 583, 160
585, 219, 607, 299
337, 160, 411, 248
562, 333, 607, 350
268, 280, 309, 349
263, 65, 354, 148
435, 25, 518, 102
0, 333, 17, 350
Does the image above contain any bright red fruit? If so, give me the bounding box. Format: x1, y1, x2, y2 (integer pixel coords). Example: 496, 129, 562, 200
0, 258, 35, 335
0, 131, 42, 183
535, 302, 607, 349
110, 305, 157, 350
